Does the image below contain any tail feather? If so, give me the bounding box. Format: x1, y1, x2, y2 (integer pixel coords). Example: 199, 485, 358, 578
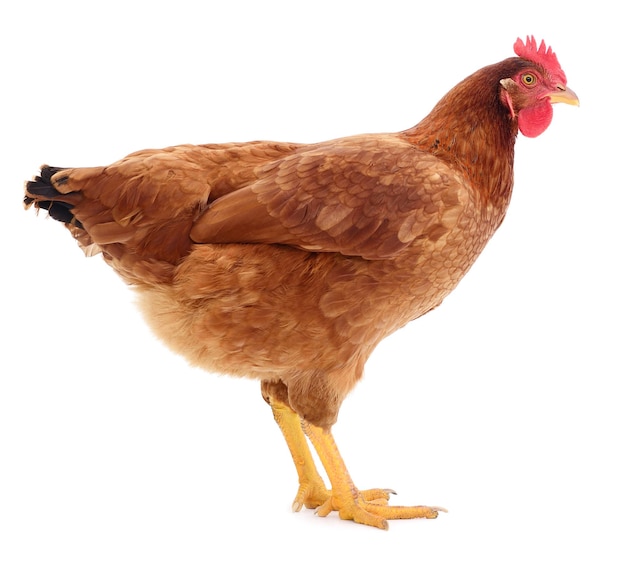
24, 165, 83, 228
36, 199, 82, 227
25, 165, 100, 255
25, 165, 67, 200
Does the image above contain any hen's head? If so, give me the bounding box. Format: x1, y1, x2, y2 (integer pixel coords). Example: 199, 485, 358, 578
499, 36, 579, 137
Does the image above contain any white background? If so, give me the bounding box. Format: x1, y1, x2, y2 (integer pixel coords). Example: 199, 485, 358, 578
1, 2, 624, 579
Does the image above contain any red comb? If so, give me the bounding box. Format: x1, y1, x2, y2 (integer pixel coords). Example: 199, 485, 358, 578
514, 36, 566, 83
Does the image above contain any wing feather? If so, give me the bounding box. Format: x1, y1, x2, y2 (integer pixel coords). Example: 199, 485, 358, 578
190, 134, 470, 260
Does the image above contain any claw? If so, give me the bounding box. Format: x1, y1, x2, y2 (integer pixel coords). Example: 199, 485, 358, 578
431, 506, 448, 513
291, 481, 331, 512
314, 499, 334, 518
360, 488, 395, 502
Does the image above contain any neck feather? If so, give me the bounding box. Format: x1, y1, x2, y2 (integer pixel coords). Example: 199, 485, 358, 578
401, 60, 524, 211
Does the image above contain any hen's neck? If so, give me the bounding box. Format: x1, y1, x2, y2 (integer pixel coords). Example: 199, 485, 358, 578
402, 62, 519, 213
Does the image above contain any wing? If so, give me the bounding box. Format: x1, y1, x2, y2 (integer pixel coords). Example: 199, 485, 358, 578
190, 134, 470, 260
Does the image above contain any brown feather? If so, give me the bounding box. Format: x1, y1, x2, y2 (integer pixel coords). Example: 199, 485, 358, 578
190, 135, 471, 261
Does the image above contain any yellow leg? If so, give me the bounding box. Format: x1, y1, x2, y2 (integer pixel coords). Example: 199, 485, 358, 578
269, 399, 330, 511
302, 420, 445, 530
269, 397, 445, 529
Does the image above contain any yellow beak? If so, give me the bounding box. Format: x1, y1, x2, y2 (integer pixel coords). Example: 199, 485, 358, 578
549, 84, 580, 106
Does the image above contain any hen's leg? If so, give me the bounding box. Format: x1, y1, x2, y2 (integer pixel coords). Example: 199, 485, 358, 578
267, 395, 391, 512
302, 420, 445, 530
263, 382, 440, 528
268, 397, 330, 511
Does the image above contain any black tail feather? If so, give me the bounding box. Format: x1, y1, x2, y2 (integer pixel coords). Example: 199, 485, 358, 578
24, 165, 83, 228
37, 199, 82, 227
24, 165, 66, 201
40, 165, 66, 182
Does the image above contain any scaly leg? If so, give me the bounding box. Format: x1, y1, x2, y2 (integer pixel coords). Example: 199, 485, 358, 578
269, 398, 330, 511
269, 398, 392, 513
268, 397, 443, 528
302, 420, 445, 530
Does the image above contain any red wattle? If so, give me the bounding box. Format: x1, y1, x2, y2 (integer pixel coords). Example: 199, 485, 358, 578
518, 102, 554, 138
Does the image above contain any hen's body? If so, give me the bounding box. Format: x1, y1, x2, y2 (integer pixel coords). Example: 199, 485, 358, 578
24, 38, 577, 528
34, 129, 500, 428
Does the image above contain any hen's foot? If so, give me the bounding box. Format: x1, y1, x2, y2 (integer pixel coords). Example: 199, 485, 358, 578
302, 419, 446, 529
316, 490, 445, 529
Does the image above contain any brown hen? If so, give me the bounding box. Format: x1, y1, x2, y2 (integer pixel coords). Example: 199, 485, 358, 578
24, 37, 578, 529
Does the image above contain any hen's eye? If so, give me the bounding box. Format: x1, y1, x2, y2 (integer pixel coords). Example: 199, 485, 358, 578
522, 73, 537, 86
